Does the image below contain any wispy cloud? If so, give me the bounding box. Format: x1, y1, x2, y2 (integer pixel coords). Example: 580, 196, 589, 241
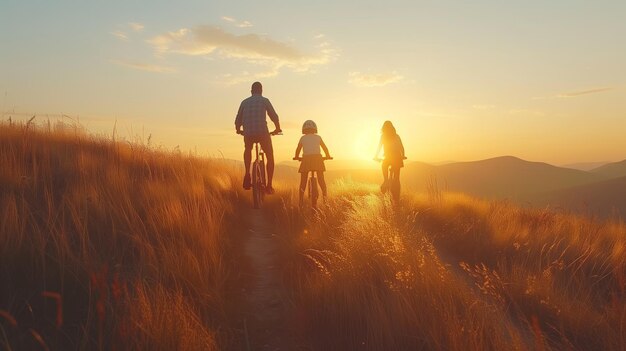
349, 71, 403, 87
148, 25, 335, 75
534, 86, 615, 100
221, 16, 253, 28
556, 86, 614, 98
111, 30, 129, 41
110, 59, 176, 73
111, 23, 145, 42
129, 22, 145, 32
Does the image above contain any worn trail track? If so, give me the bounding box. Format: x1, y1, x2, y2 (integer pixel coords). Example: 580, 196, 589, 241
238, 209, 306, 351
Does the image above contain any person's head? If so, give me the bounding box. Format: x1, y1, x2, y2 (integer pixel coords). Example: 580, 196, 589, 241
251, 81, 262, 95
381, 120, 397, 141
381, 120, 396, 135
302, 120, 318, 134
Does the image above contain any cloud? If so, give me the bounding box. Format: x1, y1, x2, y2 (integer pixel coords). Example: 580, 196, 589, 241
111, 30, 129, 41
111, 23, 144, 41
221, 16, 253, 28
349, 71, 403, 87
129, 22, 145, 32
534, 86, 615, 100
110, 59, 176, 73
556, 87, 614, 98
147, 26, 335, 74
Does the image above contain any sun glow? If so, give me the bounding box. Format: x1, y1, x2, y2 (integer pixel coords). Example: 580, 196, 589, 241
351, 125, 380, 161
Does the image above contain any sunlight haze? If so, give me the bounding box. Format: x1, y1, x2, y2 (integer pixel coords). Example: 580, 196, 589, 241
1, 0, 625, 164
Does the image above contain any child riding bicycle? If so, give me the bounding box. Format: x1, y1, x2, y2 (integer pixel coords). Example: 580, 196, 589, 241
294, 120, 332, 205
374, 120, 406, 194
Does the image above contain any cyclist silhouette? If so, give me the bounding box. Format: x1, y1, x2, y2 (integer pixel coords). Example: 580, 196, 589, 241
235, 82, 281, 194
374, 120, 405, 194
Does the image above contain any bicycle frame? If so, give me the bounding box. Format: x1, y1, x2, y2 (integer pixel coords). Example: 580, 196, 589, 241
293, 156, 332, 208
308, 170, 320, 207
374, 157, 406, 202
237, 130, 281, 209
251, 142, 266, 209
387, 166, 401, 202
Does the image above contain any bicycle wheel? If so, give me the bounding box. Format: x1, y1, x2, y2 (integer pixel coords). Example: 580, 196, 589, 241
390, 175, 401, 202
260, 157, 266, 188
310, 175, 319, 207
391, 179, 400, 202
258, 162, 265, 207
252, 162, 262, 209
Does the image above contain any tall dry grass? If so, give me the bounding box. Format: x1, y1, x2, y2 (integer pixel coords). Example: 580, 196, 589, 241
4, 119, 626, 350
0, 121, 242, 350
267, 179, 626, 350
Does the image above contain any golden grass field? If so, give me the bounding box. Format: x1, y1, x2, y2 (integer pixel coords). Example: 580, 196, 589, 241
268, 184, 626, 350
0, 121, 244, 350
1, 122, 625, 350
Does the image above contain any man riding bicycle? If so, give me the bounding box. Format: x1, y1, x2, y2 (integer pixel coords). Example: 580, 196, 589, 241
235, 81, 281, 194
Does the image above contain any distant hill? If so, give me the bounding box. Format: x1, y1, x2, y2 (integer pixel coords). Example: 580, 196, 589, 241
543, 175, 626, 218
272, 155, 626, 218
562, 161, 609, 171
590, 159, 626, 179
402, 156, 603, 201
275, 156, 606, 202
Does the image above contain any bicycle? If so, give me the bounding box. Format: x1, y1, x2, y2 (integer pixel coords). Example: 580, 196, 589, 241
293, 156, 333, 208
238, 130, 281, 209
374, 157, 407, 202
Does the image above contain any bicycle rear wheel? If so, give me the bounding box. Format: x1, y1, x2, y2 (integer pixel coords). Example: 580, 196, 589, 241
390, 180, 400, 202
252, 162, 263, 209
309, 175, 319, 208
389, 170, 401, 202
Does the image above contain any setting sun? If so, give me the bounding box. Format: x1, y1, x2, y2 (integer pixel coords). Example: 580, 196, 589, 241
352, 125, 380, 161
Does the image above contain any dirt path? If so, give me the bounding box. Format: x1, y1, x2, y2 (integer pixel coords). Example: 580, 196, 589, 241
239, 209, 305, 351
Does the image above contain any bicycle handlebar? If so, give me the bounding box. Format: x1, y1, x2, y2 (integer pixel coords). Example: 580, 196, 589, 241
293, 156, 333, 161
373, 156, 408, 162
236, 130, 283, 136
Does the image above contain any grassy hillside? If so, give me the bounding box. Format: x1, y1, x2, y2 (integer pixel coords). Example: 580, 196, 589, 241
0, 122, 243, 350
3, 121, 626, 350
266, 182, 626, 350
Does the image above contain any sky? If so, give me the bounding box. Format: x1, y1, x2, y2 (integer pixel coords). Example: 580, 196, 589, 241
1, 0, 625, 165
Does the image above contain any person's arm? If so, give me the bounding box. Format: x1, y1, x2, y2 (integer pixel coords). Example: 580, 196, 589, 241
398, 135, 405, 158
294, 141, 303, 158
235, 102, 244, 133
265, 98, 281, 131
320, 138, 331, 158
